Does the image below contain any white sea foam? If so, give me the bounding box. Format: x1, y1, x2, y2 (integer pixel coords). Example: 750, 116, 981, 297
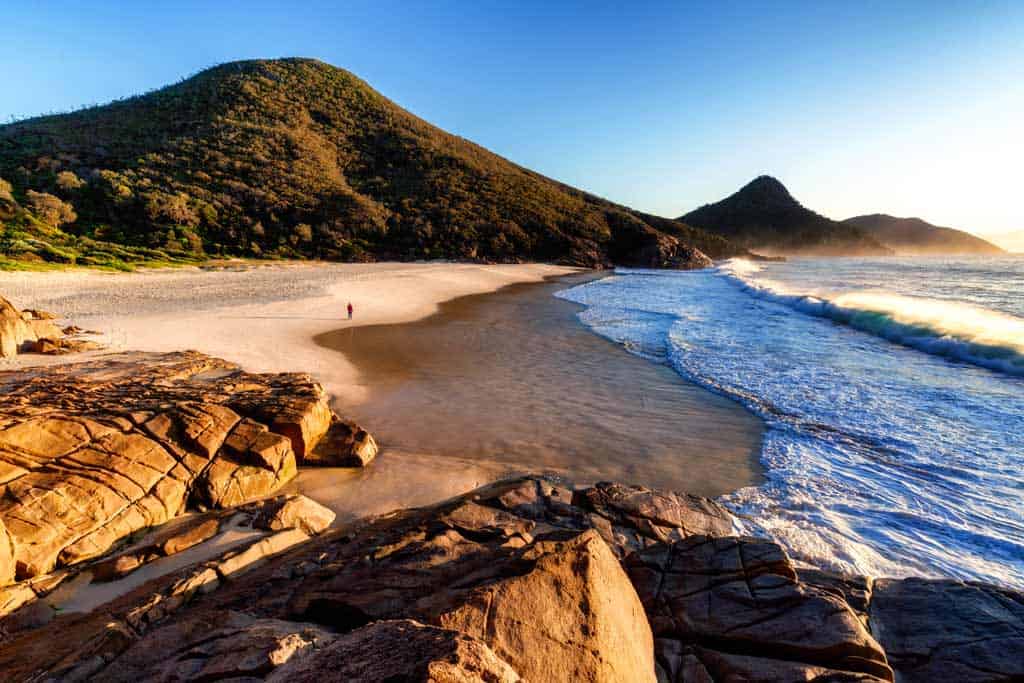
718, 258, 1024, 375
558, 257, 1024, 588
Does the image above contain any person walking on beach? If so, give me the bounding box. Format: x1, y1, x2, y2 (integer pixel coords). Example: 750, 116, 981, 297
347, 302, 354, 320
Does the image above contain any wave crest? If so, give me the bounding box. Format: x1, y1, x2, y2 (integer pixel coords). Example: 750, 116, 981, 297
717, 259, 1024, 376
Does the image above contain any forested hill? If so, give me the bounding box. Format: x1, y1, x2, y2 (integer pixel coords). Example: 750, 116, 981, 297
681, 176, 892, 256
842, 214, 1004, 255
0, 58, 745, 268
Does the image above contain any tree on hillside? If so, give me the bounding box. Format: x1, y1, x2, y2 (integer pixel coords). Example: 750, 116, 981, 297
26, 191, 77, 227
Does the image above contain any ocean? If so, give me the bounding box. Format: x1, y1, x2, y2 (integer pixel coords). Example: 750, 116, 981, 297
557, 256, 1024, 589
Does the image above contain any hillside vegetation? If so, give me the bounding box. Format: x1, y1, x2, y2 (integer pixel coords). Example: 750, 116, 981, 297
842, 214, 1003, 255
681, 176, 891, 256
0, 58, 744, 267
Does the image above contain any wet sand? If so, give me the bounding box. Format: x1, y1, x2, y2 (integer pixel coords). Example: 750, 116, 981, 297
314, 272, 764, 498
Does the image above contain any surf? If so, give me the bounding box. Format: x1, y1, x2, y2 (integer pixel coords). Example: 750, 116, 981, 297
717, 258, 1024, 376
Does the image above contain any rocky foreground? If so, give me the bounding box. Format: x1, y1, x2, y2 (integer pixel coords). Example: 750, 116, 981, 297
0, 349, 376, 588
0, 322, 1021, 681
0, 472, 1021, 680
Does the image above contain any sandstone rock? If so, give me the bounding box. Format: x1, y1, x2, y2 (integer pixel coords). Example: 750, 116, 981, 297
97, 611, 334, 682
624, 535, 893, 681
798, 567, 873, 625
1, 297, 74, 359
25, 337, 103, 355
439, 530, 655, 682
21, 308, 57, 320
0, 351, 367, 583
0, 476, 1018, 683
304, 414, 379, 466
159, 517, 223, 556
25, 318, 63, 341
0, 295, 31, 358
476, 477, 737, 558
215, 528, 310, 579
268, 619, 520, 682
869, 577, 1024, 682
256, 492, 654, 682
0, 582, 35, 617
90, 517, 223, 582
0, 518, 14, 586
25, 337, 60, 354
193, 434, 297, 510
573, 480, 735, 554
253, 495, 336, 535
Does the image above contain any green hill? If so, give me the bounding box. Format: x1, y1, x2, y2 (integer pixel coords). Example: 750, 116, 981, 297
0, 58, 745, 268
842, 214, 1003, 255
681, 176, 891, 256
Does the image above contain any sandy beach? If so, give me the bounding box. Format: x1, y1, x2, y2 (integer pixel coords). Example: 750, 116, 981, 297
315, 273, 763, 496
0, 262, 574, 405
0, 261, 762, 521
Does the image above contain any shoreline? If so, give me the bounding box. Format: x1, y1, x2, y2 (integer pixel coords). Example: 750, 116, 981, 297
1, 261, 764, 521
0, 261, 578, 405
312, 271, 764, 501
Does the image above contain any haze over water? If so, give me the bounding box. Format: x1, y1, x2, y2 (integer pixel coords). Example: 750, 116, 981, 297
559, 256, 1024, 588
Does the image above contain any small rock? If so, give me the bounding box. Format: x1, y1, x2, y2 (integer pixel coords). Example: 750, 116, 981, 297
253, 495, 336, 535
304, 414, 378, 467
215, 528, 310, 579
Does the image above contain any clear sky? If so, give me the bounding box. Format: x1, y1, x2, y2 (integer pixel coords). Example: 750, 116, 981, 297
2, 1, 1022, 236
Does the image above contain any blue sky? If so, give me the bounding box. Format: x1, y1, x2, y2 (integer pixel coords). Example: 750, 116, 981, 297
2, 1, 1022, 236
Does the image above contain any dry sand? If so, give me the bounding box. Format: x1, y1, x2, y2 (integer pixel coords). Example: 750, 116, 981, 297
0, 261, 574, 405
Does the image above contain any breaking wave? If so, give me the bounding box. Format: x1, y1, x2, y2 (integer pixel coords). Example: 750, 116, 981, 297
717, 259, 1024, 376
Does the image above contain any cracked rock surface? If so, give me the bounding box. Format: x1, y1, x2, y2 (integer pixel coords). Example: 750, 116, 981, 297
0, 351, 371, 584
0, 475, 1020, 681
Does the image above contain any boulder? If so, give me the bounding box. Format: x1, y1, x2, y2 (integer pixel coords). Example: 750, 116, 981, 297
0, 351, 371, 582
268, 619, 520, 682
869, 577, 1024, 682
253, 494, 336, 535
439, 530, 655, 682
274, 501, 654, 681
90, 517, 223, 582
25, 318, 62, 341
0, 296, 31, 358
193, 421, 297, 509
624, 535, 893, 681
1, 297, 73, 358
304, 414, 379, 466
25, 337, 102, 355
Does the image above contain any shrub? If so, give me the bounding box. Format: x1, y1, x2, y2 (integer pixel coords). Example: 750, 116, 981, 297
26, 191, 77, 227
55, 171, 85, 191
143, 191, 199, 227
